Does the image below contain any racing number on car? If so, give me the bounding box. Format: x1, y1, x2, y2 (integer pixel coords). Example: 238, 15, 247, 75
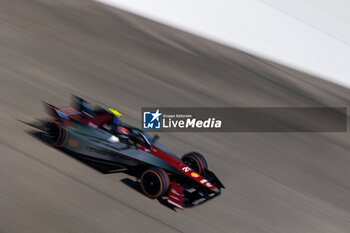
182, 166, 191, 172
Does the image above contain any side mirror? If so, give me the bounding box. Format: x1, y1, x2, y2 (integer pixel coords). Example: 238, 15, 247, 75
139, 132, 152, 149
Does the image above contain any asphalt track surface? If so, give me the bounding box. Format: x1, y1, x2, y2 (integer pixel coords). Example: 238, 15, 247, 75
1, 1, 350, 233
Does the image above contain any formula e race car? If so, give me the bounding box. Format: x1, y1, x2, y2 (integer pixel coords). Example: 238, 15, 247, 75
42, 96, 224, 208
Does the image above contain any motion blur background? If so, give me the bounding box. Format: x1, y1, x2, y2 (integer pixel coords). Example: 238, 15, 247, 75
1, 1, 350, 233
99, 0, 350, 88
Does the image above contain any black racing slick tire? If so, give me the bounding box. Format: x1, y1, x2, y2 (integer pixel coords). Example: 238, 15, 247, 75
182, 152, 208, 175
140, 168, 170, 199
45, 120, 67, 147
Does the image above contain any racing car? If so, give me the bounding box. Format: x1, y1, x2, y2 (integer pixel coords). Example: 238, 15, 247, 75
42, 96, 224, 208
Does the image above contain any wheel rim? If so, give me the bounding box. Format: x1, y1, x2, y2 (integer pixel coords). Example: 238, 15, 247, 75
46, 121, 62, 144
184, 157, 202, 174
47, 123, 59, 141
46, 121, 64, 146
142, 171, 162, 197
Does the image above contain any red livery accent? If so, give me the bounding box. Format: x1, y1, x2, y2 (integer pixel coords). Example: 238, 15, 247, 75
70, 113, 113, 128
57, 107, 80, 116
119, 126, 130, 134
167, 182, 184, 209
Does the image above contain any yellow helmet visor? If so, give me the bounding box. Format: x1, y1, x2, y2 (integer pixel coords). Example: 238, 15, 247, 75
108, 108, 122, 118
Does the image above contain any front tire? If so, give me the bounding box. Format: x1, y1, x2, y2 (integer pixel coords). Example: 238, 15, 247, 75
182, 152, 208, 175
140, 168, 170, 198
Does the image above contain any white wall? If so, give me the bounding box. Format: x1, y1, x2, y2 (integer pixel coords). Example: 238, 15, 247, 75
97, 0, 350, 88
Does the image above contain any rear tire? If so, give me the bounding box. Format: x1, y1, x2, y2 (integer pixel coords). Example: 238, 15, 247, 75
182, 152, 208, 175
140, 168, 170, 198
45, 121, 66, 147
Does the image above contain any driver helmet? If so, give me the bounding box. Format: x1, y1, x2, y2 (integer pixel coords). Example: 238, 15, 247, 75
112, 115, 120, 127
